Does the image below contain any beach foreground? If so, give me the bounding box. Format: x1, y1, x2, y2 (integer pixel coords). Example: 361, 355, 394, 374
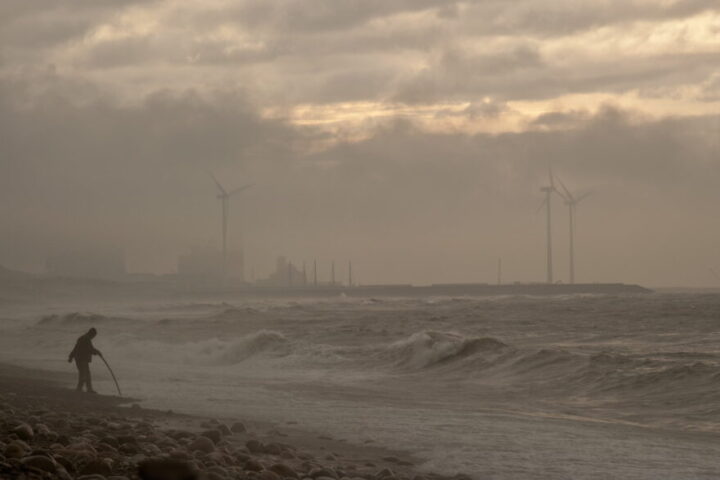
0, 364, 469, 480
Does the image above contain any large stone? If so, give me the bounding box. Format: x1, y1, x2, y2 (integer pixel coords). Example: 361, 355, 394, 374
21, 455, 57, 473
143, 443, 162, 455
54, 455, 75, 473
244, 459, 264, 472
257, 470, 281, 480
138, 458, 198, 480
217, 424, 231, 436
98, 443, 119, 454
118, 435, 138, 445
188, 436, 214, 454
4, 441, 29, 459
234, 452, 251, 465
201, 430, 222, 444
13, 423, 34, 441
207, 465, 228, 477
77, 475, 108, 480
169, 449, 191, 461
263, 443, 282, 455
34, 424, 51, 435
270, 463, 298, 478
246, 440, 264, 454
56, 467, 74, 480
100, 436, 119, 448
79, 458, 114, 477
230, 422, 246, 433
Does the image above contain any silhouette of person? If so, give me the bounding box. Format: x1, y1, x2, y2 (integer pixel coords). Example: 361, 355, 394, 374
68, 327, 102, 393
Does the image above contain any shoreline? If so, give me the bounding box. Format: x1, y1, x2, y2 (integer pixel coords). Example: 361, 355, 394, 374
0, 362, 471, 480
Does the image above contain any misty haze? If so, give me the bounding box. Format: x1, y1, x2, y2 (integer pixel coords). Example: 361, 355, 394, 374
1, 1, 720, 480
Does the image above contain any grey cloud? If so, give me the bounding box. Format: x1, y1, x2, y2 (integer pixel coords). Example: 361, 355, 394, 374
393, 43, 545, 103
3, 0, 716, 109
699, 72, 720, 101
393, 48, 720, 104
0, 0, 158, 49
460, 0, 719, 37
232, 0, 456, 33
531, 110, 589, 128
196, 0, 715, 39
78, 36, 156, 69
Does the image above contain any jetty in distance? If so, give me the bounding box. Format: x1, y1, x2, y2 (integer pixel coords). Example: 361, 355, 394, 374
239, 282, 653, 297
0, 265, 651, 302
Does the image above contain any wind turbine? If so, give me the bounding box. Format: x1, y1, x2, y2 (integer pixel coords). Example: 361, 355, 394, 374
209, 172, 253, 278
555, 176, 592, 284
536, 168, 562, 284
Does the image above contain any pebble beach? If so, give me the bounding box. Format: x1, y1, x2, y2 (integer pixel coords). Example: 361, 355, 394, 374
0, 364, 470, 480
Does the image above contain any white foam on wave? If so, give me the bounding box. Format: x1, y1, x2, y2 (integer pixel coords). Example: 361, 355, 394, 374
382, 331, 510, 370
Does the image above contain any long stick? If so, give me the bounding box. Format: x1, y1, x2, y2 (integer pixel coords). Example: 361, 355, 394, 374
100, 355, 122, 397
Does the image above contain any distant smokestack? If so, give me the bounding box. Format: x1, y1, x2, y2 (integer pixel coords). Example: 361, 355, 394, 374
302, 261, 307, 286
348, 260, 352, 287
314, 259, 318, 287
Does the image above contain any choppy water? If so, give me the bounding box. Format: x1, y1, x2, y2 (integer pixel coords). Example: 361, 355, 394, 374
2, 292, 720, 479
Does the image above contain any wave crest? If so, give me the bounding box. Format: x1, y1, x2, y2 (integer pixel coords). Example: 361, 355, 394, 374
37, 312, 112, 325
385, 331, 510, 369
206, 330, 291, 364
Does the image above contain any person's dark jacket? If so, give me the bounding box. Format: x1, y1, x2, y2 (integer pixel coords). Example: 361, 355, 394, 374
68, 332, 101, 363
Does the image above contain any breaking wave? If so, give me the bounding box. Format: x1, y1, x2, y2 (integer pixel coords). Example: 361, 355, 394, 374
379, 331, 511, 370
110, 330, 293, 366
37, 312, 116, 326
210, 330, 291, 364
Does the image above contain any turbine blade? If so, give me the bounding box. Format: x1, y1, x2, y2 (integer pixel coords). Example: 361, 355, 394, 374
575, 190, 593, 204
208, 171, 227, 195
555, 175, 573, 202
548, 166, 555, 188
535, 198, 547, 214
228, 183, 255, 196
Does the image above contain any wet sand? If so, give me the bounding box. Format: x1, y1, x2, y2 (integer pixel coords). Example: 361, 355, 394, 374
0, 363, 472, 480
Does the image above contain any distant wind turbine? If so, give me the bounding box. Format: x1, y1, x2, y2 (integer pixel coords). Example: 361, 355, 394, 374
209, 172, 253, 278
555, 176, 592, 284
536, 167, 562, 284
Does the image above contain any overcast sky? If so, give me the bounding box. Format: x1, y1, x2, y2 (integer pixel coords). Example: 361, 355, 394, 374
1, 0, 719, 286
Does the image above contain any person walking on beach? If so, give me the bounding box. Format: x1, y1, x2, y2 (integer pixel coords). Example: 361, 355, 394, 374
68, 327, 102, 393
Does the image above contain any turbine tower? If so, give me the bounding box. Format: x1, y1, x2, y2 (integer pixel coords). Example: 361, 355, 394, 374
555, 176, 592, 284
537, 168, 561, 284
209, 172, 253, 278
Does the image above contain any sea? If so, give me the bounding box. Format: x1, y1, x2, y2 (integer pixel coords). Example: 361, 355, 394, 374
2, 291, 720, 479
